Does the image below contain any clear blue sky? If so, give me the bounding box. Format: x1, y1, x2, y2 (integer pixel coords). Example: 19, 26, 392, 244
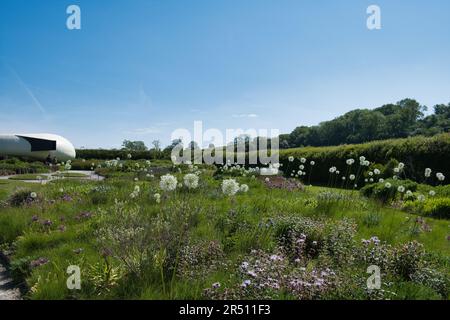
1, 0, 450, 148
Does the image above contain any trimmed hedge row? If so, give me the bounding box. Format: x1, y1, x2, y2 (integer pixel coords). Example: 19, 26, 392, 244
278, 134, 450, 186
75, 149, 166, 160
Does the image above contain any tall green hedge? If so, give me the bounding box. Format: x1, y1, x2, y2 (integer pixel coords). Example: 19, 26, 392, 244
279, 134, 450, 186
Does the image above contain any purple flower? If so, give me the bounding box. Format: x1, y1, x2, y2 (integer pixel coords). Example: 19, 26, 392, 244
42, 219, 52, 227
73, 248, 84, 254
212, 282, 221, 289
30, 257, 49, 268
241, 279, 251, 288
31, 215, 39, 222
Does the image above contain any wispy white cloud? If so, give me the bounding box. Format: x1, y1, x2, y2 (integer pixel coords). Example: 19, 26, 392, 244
6, 63, 46, 115
232, 113, 258, 118
123, 127, 161, 135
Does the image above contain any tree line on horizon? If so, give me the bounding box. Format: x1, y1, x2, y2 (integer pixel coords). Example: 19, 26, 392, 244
279, 99, 450, 149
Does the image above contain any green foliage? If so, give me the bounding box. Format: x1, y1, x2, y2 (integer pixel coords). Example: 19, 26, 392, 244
121, 140, 148, 151
280, 134, 450, 186
360, 179, 418, 203
280, 99, 449, 148
0, 158, 49, 175
422, 198, 450, 219
0, 163, 449, 300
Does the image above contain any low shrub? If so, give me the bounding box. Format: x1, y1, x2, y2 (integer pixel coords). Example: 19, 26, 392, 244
422, 198, 450, 219
360, 179, 418, 203
7, 188, 39, 206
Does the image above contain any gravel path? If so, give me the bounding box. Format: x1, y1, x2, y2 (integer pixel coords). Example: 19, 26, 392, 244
0, 263, 21, 300
0, 170, 104, 184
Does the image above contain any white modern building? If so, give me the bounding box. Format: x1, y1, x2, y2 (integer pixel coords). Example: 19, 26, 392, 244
0, 134, 76, 161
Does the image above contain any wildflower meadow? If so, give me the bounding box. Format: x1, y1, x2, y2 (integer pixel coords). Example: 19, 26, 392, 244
0, 135, 449, 300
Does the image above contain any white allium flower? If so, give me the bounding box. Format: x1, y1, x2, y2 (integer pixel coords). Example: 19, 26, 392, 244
336, 170, 340, 175
299, 165, 304, 170
374, 169, 381, 175
406, 190, 413, 197
368, 171, 373, 176
183, 173, 199, 189
398, 162, 405, 170
429, 190, 436, 197
346, 159, 354, 165
30, 192, 37, 199
329, 167, 336, 173
265, 177, 270, 182
369, 178, 374, 182
359, 156, 366, 162
160, 174, 178, 192
379, 178, 384, 183
127, 153, 132, 159
397, 186, 405, 193
393, 175, 398, 180
364, 179, 368, 183
240, 184, 249, 193
424, 168, 432, 178
310, 161, 315, 166
385, 182, 392, 189
300, 157, 306, 163
288, 156, 294, 162
436, 172, 445, 181
394, 167, 400, 173
417, 194, 425, 202
222, 179, 240, 196
153, 193, 161, 203
342, 176, 346, 180
59, 188, 64, 193
349, 174, 356, 180
363, 160, 370, 166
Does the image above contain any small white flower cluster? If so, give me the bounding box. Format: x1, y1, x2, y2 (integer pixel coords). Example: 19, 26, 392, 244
104, 159, 120, 168
64, 160, 72, 171
436, 172, 446, 181
424, 168, 432, 178
346, 158, 355, 165
153, 193, 161, 203
130, 185, 140, 199
183, 173, 199, 189
160, 174, 178, 192
221, 179, 249, 196
220, 163, 260, 177
359, 156, 370, 167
